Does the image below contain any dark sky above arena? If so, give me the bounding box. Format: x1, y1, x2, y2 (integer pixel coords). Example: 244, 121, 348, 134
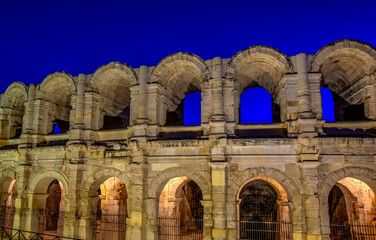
0, 0, 375, 122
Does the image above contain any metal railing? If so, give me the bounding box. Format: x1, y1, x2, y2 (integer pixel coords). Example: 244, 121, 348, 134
0, 226, 82, 240
238, 220, 291, 240
92, 214, 126, 240
330, 223, 376, 240
158, 217, 203, 240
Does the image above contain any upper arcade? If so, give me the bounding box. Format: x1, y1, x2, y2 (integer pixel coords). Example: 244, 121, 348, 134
0, 38, 376, 145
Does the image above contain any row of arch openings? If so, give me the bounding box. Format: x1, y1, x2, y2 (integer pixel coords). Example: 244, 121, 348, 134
1, 174, 376, 239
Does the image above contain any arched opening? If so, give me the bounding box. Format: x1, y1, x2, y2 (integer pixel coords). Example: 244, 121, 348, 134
165, 89, 202, 127
0, 179, 17, 234
321, 87, 335, 122
321, 85, 367, 122
92, 177, 127, 240
183, 91, 201, 126
240, 87, 278, 124
158, 177, 203, 239
31, 178, 65, 236
237, 178, 290, 240
102, 106, 130, 130
328, 177, 376, 239
40, 73, 75, 135
0, 83, 28, 139
44, 180, 64, 235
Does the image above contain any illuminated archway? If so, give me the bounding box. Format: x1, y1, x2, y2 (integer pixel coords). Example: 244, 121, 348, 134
91, 177, 127, 240
30, 178, 65, 236
328, 177, 376, 238
158, 176, 203, 239
237, 177, 290, 240
0, 179, 17, 234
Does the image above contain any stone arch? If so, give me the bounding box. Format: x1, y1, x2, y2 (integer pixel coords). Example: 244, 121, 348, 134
0, 82, 28, 138
40, 72, 76, 107
225, 46, 293, 123
236, 176, 288, 203
80, 168, 131, 240
319, 166, 376, 236
2, 82, 28, 110
228, 167, 303, 234
149, 166, 211, 200
29, 170, 69, 195
150, 52, 210, 101
82, 167, 132, 198
89, 62, 137, 129
229, 167, 300, 202
311, 39, 376, 74
225, 45, 293, 96
311, 39, 376, 119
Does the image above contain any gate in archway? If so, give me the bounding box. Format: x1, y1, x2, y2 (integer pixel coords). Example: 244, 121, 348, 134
92, 213, 127, 240
158, 217, 203, 240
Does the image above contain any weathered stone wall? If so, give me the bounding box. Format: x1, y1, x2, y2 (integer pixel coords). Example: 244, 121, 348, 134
0, 39, 376, 240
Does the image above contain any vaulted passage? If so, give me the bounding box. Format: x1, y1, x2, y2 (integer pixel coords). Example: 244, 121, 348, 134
31, 178, 65, 235
93, 177, 127, 240
237, 178, 290, 240
0, 179, 17, 234
329, 177, 376, 239
158, 177, 203, 240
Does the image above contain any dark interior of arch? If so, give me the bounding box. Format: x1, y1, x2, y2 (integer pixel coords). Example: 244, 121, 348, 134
181, 180, 203, 221
45, 179, 62, 231
166, 86, 201, 126
52, 120, 70, 134
321, 85, 367, 122
239, 180, 278, 221
102, 106, 130, 130
240, 86, 280, 124
328, 185, 349, 224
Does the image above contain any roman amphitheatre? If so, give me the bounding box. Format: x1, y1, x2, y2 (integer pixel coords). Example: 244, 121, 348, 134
1, 39, 376, 240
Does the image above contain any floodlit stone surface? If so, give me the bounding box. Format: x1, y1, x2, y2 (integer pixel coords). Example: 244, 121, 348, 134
0, 39, 376, 239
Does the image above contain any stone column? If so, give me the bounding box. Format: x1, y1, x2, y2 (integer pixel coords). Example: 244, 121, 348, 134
63, 164, 81, 238
210, 58, 226, 138
137, 65, 148, 123
296, 54, 316, 137
211, 57, 224, 121
364, 75, 376, 120
126, 158, 145, 240
210, 160, 227, 240
201, 199, 213, 240
74, 74, 86, 128
296, 54, 312, 118
300, 161, 322, 240
69, 74, 86, 145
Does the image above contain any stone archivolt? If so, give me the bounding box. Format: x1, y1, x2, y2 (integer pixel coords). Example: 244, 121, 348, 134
0, 39, 376, 240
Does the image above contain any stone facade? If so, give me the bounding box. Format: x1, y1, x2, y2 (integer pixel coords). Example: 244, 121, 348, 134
1, 39, 376, 240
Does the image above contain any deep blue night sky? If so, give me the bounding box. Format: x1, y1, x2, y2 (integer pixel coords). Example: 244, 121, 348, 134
1, 0, 375, 123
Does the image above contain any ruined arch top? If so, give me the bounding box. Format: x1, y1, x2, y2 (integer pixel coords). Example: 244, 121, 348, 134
150, 52, 210, 101
40, 72, 76, 106
148, 166, 211, 199
89, 61, 138, 90
1, 82, 28, 110
225, 45, 293, 98
89, 62, 138, 115
311, 39, 376, 73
